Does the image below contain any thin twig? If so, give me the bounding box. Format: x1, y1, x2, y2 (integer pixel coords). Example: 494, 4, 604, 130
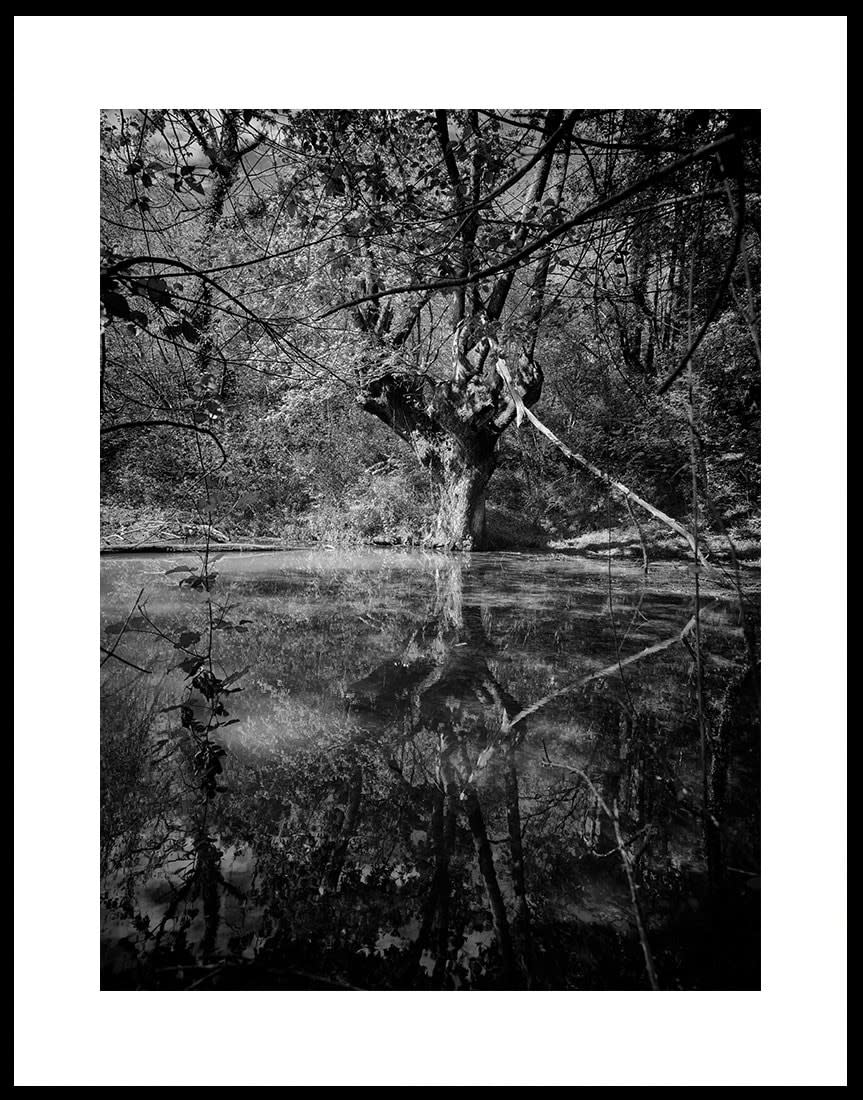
538, 756, 659, 990
100, 587, 145, 667
99, 647, 152, 675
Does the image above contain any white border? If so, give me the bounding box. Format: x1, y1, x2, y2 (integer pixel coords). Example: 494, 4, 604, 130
15, 16, 846, 1087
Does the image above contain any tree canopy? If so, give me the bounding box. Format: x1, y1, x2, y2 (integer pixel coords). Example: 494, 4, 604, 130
101, 108, 760, 551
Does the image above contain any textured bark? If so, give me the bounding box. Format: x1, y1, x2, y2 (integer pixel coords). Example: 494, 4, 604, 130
359, 355, 541, 550
431, 446, 495, 549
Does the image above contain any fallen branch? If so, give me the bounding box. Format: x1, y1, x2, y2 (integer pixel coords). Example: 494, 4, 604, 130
525, 404, 703, 560
466, 613, 698, 785
504, 614, 697, 733
496, 365, 705, 562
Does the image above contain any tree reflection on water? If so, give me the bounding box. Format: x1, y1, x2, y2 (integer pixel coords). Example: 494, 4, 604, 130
100, 550, 759, 990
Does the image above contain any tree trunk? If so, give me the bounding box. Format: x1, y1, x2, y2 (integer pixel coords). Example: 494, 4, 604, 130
351, 112, 563, 552
430, 447, 496, 550
358, 373, 507, 552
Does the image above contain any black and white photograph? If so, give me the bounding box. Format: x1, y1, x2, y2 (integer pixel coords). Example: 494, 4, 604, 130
96, 102, 764, 993
15, 16, 846, 1088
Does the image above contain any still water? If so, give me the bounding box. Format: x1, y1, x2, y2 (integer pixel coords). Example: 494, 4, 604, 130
100, 549, 759, 990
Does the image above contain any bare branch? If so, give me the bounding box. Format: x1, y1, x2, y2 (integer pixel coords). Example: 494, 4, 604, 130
101, 419, 228, 468
313, 132, 741, 322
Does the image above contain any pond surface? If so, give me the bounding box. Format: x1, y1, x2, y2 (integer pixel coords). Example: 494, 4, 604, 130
100, 548, 760, 990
